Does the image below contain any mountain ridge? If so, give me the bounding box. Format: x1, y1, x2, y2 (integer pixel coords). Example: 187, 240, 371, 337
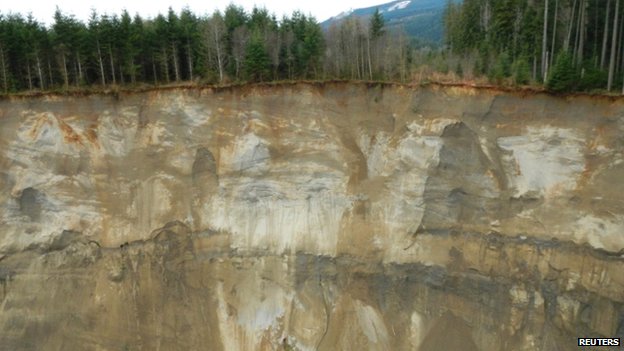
321, 0, 449, 44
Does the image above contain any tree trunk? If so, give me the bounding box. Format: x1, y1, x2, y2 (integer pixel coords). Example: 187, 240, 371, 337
109, 46, 116, 85
532, 54, 537, 81
361, 36, 366, 79
0, 45, 8, 93
77, 52, 83, 85
26, 60, 33, 90
608, 0, 619, 90
362, 37, 366, 79
544, 51, 549, 82
47, 59, 54, 87
367, 36, 373, 80
573, 0, 582, 63
36, 54, 44, 90
162, 47, 170, 83
272, 33, 281, 80
621, 62, 624, 93
130, 58, 136, 84
235, 57, 240, 80
186, 40, 193, 81
213, 25, 224, 83
617, 8, 624, 74
216, 46, 224, 83
97, 40, 106, 85
119, 63, 124, 85
152, 56, 157, 84
576, 0, 586, 65
481, 0, 491, 39
354, 37, 360, 79
400, 33, 407, 82
542, 0, 549, 81
61, 53, 69, 89
602, 0, 612, 69
565, 0, 578, 51
550, 0, 559, 69
171, 43, 180, 81
592, 0, 599, 66
513, 7, 521, 57
73, 60, 78, 87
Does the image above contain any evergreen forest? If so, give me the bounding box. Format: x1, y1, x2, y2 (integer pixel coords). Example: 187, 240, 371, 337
445, 0, 624, 92
0, 6, 408, 93
3, 1, 624, 93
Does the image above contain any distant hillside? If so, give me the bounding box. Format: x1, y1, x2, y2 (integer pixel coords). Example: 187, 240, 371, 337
322, 0, 449, 45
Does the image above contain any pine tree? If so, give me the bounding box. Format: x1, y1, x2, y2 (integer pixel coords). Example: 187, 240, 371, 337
301, 17, 323, 78
88, 11, 107, 85
244, 33, 270, 82
370, 9, 385, 39
547, 51, 577, 91
119, 10, 139, 84
491, 52, 512, 83
224, 4, 248, 78
166, 8, 181, 82
511, 57, 531, 85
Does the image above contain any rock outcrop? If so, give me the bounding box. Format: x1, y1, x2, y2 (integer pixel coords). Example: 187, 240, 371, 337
0, 83, 622, 350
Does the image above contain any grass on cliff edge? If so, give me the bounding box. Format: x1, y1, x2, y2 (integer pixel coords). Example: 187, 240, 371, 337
0, 79, 621, 100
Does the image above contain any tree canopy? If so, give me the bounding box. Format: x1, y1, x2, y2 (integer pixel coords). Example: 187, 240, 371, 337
444, 0, 624, 92
0, 6, 333, 92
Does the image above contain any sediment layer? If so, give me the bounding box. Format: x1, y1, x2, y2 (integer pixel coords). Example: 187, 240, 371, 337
0, 82, 623, 350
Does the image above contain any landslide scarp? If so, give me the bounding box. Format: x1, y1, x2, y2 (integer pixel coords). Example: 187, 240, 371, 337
0, 82, 622, 350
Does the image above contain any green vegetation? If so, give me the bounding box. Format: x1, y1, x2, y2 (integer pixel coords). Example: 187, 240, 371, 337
4, 1, 621, 94
444, 0, 624, 93
0, 6, 328, 92
547, 51, 577, 92
0, 6, 414, 93
511, 57, 531, 85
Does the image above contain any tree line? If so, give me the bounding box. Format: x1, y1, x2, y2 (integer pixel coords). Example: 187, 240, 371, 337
324, 10, 412, 81
0, 6, 413, 93
444, 0, 624, 92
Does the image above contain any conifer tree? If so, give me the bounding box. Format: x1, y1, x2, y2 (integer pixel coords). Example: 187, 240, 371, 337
547, 51, 577, 91
370, 9, 385, 39
244, 32, 270, 81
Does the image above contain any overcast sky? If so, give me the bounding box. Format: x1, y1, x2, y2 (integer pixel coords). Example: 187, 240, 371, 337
3, 0, 388, 24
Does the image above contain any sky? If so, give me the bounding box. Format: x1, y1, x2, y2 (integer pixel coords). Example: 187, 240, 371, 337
2, 0, 389, 24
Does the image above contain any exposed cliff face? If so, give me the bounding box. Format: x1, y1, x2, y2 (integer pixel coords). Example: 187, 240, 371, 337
0, 83, 623, 350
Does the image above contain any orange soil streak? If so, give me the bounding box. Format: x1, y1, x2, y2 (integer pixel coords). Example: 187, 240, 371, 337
55, 117, 83, 145
3, 80, 624, 102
